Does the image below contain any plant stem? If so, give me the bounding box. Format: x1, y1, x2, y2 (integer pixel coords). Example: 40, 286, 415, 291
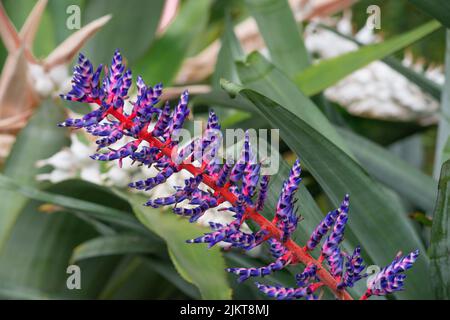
105, 106, 354, 300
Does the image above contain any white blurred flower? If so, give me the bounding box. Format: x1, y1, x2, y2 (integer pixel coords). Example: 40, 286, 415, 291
304, 13, 441, 120
36, 133, 101, 184
28, 63, 72, 98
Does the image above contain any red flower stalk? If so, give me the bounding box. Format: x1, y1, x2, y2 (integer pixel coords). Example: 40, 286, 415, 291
58, 50, 418, 300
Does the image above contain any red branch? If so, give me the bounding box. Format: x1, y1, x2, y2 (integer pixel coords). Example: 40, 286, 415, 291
106, 107, 354, 300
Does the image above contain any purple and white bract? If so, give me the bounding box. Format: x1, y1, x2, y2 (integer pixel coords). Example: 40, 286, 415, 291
58, 49, 420, 300
366, 250, 419, 296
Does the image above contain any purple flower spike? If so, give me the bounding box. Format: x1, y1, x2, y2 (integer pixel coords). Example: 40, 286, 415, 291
86, 122, 124, 148
242, 162, 260, 202
268, 238, 288, 259
296, 263, 318, 286
339, 246, 366, 289
216, 159, 233, 187
255, 283, 310, 300
256, 175, 270, 211
130, 166, 178, 191
169, 90, 190, 135
256, 263, 320, 300
226, 253, 291, 282
321, 201, 349, 277
58, 108, 107, 128
307, 194, 349, 251
145, 176, 202, 208
152, 101, 172, 138
367, 250, 419, 296
186, 221, 240, 248
130, 146, 160, 166
230, 132, 252, 183
90, 141, 137, 161
274, 159, 302, 241
104, 49, 125, 96
174, 192, 219, 223
61, 53, 102, 103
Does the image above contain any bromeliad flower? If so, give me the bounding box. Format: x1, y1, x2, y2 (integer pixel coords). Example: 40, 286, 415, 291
58, 50, 419, 300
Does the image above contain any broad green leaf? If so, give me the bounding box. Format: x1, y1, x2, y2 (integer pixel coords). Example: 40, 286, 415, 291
294, 20, 441, 96
129, 194, 232, 300
0, 175, 147, 235
235, 52, 353, 158
99, 256, 189, 299
84, 0, 165, 65
0, 283, 60, 299
212, 13, 245, 120
245, 0, 309, 77
409, 0, 450, 29
143, 257, 200, 299
0, 198, 119, 299
0, 100, 68, 251
222, 77, 431, 299
195, 90, 435, 216
434, 30, 450, 178
134, 0, 211, 86
213, 14, 244, 87
338, 128, 437, 213
193, 90, 256, 112
429, 160, 450, 299
71, 234, 157, 263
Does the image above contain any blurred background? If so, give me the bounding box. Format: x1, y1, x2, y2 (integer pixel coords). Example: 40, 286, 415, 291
0, 0, 448, 299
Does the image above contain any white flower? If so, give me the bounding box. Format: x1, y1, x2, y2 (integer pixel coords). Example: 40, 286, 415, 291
28, 63, 72, 98
304, 13, 441, 120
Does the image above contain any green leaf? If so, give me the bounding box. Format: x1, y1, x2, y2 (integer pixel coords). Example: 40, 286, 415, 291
0, 175, 147, 235
434, 30, 450, 178
134, 0, 211, 85
143, 257, 200, 299
429, 160, 450, 299
213, 14, 244, 87
222, 62, 431, 298
84, 0, 165, 65
98, 256, 188, 299
129, 194, 232, 300
235, 52, 353, 158
294, 20, 441, 96
0, 198, 119, 299
337, 128, 437, 213
71, 234, 157, 263
245, 0, 309, 77
0, 100, 68, 252
211, 13, 245, 120
409, 0, 450, 29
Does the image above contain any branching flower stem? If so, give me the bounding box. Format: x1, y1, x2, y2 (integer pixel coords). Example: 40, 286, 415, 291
103, 102, 354, 300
